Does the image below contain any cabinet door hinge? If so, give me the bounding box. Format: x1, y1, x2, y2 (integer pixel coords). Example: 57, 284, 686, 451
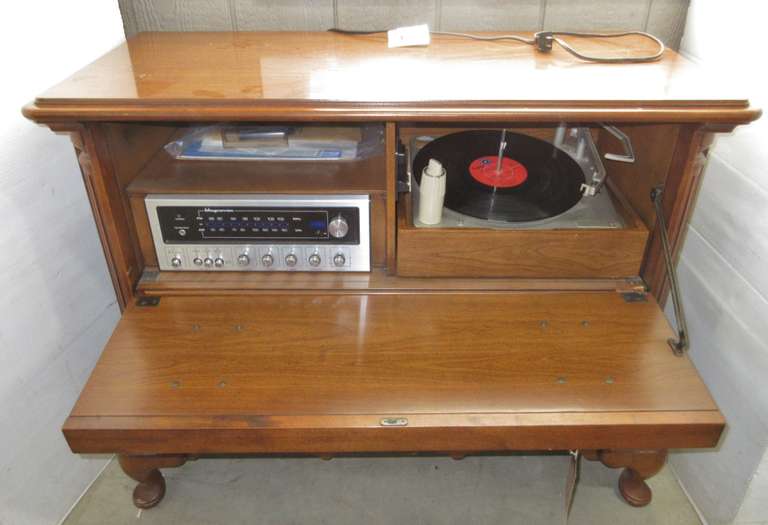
136, 296, 160, 307
617, 277, 647, 302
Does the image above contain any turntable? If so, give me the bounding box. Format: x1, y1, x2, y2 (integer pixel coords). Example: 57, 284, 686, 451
409, 125, 629, 230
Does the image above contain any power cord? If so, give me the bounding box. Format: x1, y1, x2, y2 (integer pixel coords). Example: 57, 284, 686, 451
328, 28, 665, 64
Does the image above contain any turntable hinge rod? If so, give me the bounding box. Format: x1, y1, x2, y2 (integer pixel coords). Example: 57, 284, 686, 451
496, 129, 508, 173
651, 186, 688, 356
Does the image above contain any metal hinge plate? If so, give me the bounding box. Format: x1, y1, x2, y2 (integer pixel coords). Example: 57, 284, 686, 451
136, 296, 160, 307
621, 291, 648, 303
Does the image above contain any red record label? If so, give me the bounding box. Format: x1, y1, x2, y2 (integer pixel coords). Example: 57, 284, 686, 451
469, 156, 528, 188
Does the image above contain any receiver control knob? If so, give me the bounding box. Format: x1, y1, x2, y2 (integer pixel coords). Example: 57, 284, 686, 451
285, 253, 298, 267
193, 257, 203, 267
214, 257, 225, 268
333, 253, 346, 267
308, 253, 321, 267
171, 256, 183, 268
237, 254, 250, 266
261, 253, 274, 267
203, 257, 214, 268
328, 215, 349, 239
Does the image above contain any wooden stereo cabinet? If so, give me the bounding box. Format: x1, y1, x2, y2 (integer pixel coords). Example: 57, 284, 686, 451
24, 32, 760, 510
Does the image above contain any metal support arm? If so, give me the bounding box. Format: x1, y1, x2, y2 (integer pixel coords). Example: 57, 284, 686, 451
651, 186, 689, 356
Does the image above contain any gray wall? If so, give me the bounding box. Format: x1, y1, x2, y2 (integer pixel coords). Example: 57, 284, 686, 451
669, 2, 768, 523
119, 0, 689, 49
0, 1, 124, 524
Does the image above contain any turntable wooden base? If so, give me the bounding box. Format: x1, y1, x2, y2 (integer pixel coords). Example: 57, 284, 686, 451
24, 32, 759, 511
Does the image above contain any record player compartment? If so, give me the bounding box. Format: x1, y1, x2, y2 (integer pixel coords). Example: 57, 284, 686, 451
396, 185, 649, 279
395, 125, 667, 279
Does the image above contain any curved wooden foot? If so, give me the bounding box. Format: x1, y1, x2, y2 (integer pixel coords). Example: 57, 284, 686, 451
118, 455, 187, 509
584, 449, 667, 507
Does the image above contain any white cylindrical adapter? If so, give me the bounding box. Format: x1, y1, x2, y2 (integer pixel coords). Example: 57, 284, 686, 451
417, 158, 446, 225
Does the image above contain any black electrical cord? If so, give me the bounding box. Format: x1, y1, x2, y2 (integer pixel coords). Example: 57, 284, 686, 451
328, 28, 665, 64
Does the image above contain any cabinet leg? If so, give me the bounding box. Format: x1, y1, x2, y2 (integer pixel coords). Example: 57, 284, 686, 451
584, 449, 667, 507
118, 455, 187, 509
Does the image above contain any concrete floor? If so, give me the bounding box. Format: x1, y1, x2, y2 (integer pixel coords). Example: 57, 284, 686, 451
64, 455, 701, 525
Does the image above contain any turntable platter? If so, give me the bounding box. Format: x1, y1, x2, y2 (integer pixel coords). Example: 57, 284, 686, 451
413, 130, 586, 222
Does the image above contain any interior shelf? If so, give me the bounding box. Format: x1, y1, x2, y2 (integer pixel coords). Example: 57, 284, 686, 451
126, 147, 387, 197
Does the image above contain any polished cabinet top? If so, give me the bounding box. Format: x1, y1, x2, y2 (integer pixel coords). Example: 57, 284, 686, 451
25, 31, 760, 123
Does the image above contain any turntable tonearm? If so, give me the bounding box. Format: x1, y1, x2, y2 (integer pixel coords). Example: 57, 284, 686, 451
23, 31, 760, 511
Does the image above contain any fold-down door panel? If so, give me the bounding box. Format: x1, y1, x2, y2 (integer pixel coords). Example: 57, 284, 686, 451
64, 293, 723, 454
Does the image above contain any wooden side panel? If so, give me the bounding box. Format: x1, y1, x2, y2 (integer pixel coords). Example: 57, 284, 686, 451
70, 127, 139, 308
370, 192, 387, 267
129, 195, 158, 268
385, 122, 397, 273
599, 124, 680, 229
70, 123, 179, 308
641, 126, 714, 303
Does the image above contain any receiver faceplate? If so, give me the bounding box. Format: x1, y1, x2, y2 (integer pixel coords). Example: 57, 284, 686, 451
146, 194, 370, 272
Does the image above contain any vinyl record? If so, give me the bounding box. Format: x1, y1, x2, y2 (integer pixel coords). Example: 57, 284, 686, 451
413, 130, 585, 222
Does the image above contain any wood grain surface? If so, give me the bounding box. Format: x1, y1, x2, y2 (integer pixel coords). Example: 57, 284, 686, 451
64, 292, 723, 453
598, 124, 680, 228
396, 196, 649, 278
64, 411, 723, 454
24, 32, 760, 124
72, 293, 717, 417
